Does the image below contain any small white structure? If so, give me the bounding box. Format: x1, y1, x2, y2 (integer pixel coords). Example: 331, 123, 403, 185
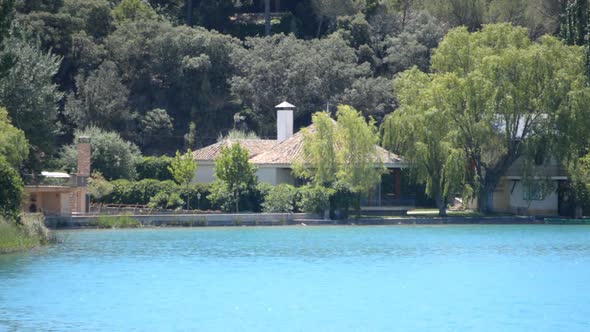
468, 158, 567, 216
275, 101, 294, 142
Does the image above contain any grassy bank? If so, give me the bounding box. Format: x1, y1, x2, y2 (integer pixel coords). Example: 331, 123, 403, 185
0, 214, 56, 254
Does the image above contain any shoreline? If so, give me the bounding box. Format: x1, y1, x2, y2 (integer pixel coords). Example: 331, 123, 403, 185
44, 214, 590, 229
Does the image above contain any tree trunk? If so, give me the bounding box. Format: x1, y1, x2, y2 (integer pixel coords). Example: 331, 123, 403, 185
186, 184, 190, 210
355, 192, 361, 220
264, 0, 271, 36
436, 192, 447, 217
477, 181, 498, 214
186, 0, 193, 26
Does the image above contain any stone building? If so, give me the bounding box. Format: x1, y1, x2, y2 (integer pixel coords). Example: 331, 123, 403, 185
23, 137, 91, 216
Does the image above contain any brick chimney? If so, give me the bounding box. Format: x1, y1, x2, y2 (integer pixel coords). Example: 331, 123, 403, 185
77, 136, 91, 177
275, 101, 295, 142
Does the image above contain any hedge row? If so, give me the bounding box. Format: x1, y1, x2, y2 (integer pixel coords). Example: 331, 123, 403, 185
95, 178, 354, 216
97, 179, 211, 210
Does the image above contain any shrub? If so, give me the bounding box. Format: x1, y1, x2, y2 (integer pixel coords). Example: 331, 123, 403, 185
60, 127, 142, 180
96, 215, 141, 228
88, 172, 114, 202
180, 183, 211, 210
297, 185, 335, 215
100, 179, 178, 205
0, 215, 55, 254
208, 181, 235, 212
148, 192, 184, 210
330, 181, 355, 219
262, 184, 298, 213
136, 156, 173, 181
0, 157, 23, 219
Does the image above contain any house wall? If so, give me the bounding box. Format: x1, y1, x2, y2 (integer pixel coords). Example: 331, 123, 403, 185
506, 180, 558, 216
257, 168, 278, 185
40, 192, 62, 215
276, 168, 295, 185
194, 164, 215, 183
469, 178, 559, 216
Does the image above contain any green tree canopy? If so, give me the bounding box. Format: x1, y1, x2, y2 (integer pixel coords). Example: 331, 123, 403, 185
61, 127, 142, 180
209, 143, 258, 212
391, 23, 590, 213
0, 156, 23, 219
382, 67, 468, 216
168, 149, 196, 209
112, 0, 156, 23
230, 33, 370, 135
295, 105, 383, 217
0, 107, 29, 169
0, 35, 62, 164
65, 61, 134, 136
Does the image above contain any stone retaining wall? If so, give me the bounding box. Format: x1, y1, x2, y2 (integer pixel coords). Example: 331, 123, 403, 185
46, 213, 321, 228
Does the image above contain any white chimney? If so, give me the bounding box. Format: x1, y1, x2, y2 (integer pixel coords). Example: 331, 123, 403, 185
275, 101, 295, 142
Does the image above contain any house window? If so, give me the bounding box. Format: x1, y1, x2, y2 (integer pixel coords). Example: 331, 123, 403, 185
523, 181, 545, 201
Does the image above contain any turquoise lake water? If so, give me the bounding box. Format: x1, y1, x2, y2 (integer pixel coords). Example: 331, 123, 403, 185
0, 225, 589, 331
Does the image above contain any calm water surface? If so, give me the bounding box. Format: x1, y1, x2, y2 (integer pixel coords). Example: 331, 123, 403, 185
0, 225, 589, 331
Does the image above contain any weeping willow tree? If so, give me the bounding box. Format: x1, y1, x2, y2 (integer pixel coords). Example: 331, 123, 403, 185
561, 0, 590, 78
294, 105, 383, 218
381, 67, 469, 217
387, 24, 590, 215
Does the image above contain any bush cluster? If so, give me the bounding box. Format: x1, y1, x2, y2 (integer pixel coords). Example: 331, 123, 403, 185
96, 179, 211, 210
96, 177, 348, 217
136, 156, 174, 181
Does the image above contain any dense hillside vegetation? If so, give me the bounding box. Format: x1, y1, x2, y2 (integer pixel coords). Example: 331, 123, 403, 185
0, 0, 567, 169
4, 0, 590, 218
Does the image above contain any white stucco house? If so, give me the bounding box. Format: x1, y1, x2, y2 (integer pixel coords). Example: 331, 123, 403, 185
192, 102, 409, 207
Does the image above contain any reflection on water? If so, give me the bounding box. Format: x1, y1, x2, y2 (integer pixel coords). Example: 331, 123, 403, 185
1, 225, 590, 331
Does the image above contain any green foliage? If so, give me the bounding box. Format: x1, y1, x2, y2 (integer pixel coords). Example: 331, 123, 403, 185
217, 129, 260, 142
101, 179, 176, 205
0, 157, 23, 219
0, 107, 29, 168
392, 23, 590, 213
136, 156, 173, 181
297, 185, 335, 214
0, 36, 62, 160
168, 149, 196, 186
61, 127, 141, 180
294, 112, 338, 186
141, 109, 173, 154
382, 67, 468, 216
105, 20, 240, 145
65, 61, 134, 136
209, 143, 258, 212
564, 152, 590, 214
296, 105, 383, 199
0, 214, 55, 254
230, 33, 370, 135
112, 0, 156, 23
262, 184, 298, 213
336, 105, 383, 194
0, 0, 15, 78
148, 191, 184, 209
88, 171, 113, 201
96, 215, 141, 228
179, 183, 211, 210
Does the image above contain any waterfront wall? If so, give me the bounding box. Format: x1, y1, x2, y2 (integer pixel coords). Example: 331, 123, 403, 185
46, 213, 321, 228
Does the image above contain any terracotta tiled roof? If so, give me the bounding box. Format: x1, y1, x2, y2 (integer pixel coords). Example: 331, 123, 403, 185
249, 130, 307, 165
192, 139, 278, 161
250, 125, 405, 167
194, 127, 405, 167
